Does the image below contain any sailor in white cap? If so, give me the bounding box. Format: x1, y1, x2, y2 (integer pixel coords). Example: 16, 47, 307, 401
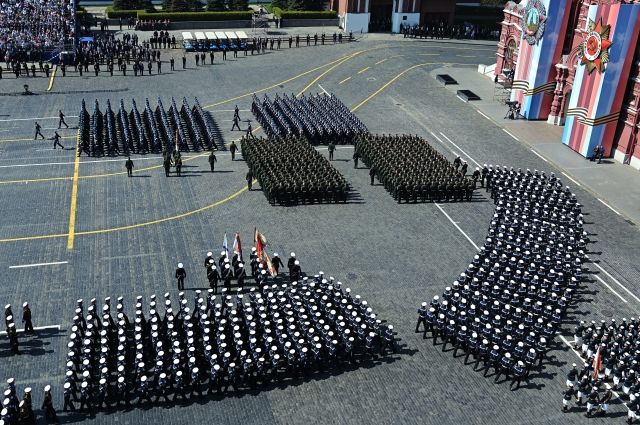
175, 263, 186, 291
287, 253, 296, 273
41, 384, 57, 422
204, 251, 214, 268
22, 302, 34, 334
63, 382, 75, 412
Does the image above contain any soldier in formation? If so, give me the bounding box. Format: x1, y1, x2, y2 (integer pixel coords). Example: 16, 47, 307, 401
61, 257, 395, 417
416, 166, 587, 392
241, 135, 349, 205
355, 134, 474, 203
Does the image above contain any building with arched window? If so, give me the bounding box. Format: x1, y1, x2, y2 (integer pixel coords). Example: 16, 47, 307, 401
495, 0, 640, 169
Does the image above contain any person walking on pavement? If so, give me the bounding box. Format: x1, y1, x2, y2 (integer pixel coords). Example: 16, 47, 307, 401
230, 141, 237, 161
50, 131, 64, 149
231, 115, 241, 131
328, 142, 335, 161
125, 157, 134, 177
369, 166, 376, 185
208, 150, 217, 172
34, 121, 45, 139
246, 122, 253, 139
353, 150, 359, 168
58, 110, 68, 129
175, 263, 186, 290
175, 155, 183, 176
163, 155, 172, 177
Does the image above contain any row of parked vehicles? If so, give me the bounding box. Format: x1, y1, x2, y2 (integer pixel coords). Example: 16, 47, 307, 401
182, 31, 249, 51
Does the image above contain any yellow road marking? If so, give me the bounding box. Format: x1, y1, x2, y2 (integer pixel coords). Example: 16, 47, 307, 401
66, 130, 81, 249
297, 51, 363, 97
203, 51, 363, 109
351, 62, 456, 111
0, 183, 251, 244
357, 66, 370, 74
338, 76, 351, 85
47, 65, 57, 91
375, 59, 387, 65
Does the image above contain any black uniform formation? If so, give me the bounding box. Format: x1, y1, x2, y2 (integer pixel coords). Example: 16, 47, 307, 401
241, 135, 350, 205
251, 93, 368, 144
354, 134, 474, 203
78, 97, 220, 157
61, 272, 395, 416
416, 167, 587, 389
565, 318, 640, 419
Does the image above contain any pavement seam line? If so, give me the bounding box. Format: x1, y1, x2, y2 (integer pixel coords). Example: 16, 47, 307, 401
297, 51, 363, 97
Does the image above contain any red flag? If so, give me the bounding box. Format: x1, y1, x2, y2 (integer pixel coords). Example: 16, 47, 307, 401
253, 229, 276, 276
255, 230, 265, 261
592, 345, 602, 380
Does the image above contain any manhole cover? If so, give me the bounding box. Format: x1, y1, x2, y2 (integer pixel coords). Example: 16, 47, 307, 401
279, 85, 284, 88
396, 103, 402, 106
347, 273, 357, 280
601, 310, 613, 317
367, 77, 376, 81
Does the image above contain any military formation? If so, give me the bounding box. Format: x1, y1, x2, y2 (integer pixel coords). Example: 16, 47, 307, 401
60, 256, 395, 418
78, 97, 220, 157
251, 93, 368, 144
241, 135, 350, 205
416, 167, 587, 389
564, 318, 640, 420
354, 134, 475, 203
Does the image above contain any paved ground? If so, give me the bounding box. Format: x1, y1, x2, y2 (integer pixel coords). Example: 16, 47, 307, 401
0, 31, 639, 424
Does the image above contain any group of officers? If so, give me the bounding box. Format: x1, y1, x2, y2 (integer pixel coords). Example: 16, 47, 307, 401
416, 165, 587, 390
60, 254, 395, 417
4, 302, 35, 355
251, 93, 368, 145
241, 135, 350, 205
562, 318, 640, 421
354, 134, 475, 203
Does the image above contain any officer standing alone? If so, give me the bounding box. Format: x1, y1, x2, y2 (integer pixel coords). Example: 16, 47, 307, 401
175, 263, 186, 290
125, 157, 134, 177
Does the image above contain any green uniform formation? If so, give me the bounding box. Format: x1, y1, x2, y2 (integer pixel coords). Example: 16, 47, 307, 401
355, 134, 474, 203
241, 136, 349, 205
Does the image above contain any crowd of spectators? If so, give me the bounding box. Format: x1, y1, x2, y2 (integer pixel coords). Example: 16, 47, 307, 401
401, 22, 500, 41
0, 0, 75, 62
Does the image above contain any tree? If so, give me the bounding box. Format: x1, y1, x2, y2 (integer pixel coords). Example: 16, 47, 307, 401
113, 0, 134, 11
188, 0, 203, 11
207, 0, 226, 11
272, 0, 287, 9
169, 0, 190, 12
229, 0, 248, 10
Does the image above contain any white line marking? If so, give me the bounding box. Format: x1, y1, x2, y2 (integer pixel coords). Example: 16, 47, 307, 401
207, 109, 250, 113
338, 76, 351, 85
9, 261, 68, 269
590, 260, 640, 304
502, 128, 519, 141
429, 130, 446, 145
477, 110, 492, 121
598, 198, 621, 216
102, 253, 157, 261
0, 115, 78, 122
456, 55, 476, 58
0, 324, 61, 335
561, 172, 581, 187
438, 132, 482, 168
317, 84, 330, 96
530, 149, 548, 162
435, 203, 480, 251
593, 274, 628, 303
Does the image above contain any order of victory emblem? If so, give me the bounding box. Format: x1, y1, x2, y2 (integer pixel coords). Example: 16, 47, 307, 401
523, 0, 547, 45
579, 18, 612, 74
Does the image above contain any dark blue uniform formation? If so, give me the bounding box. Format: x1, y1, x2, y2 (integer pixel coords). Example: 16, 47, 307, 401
241, 135, 350, 205
78, 97, 220, 157
416, 167, 587, 388
61, 269, 395, 417
251, 93, 368, 144
568, 318, 640, 419
355, 134, 475, 203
